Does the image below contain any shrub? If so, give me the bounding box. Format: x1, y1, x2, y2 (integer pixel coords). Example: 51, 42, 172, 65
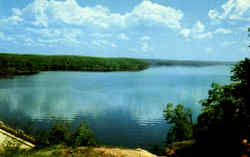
72, 121, 97, 147
163, 104, 194, 144
48, 120, 71, 145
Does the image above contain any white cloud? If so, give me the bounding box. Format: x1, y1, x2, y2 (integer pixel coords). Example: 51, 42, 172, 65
119, 33, 129, 40
208, 0, 250, 23
129, 0, 184, 29
139, 35, 152, 52
180, 21, 232, 39
0, 15, 23, 25
0, 7, 24, 25
111, 43, 117, 48
26, 28, 81, 44
0, 0, 186, 50
141, 36, 150, 41
192, 21, 205, 33
38, 38, 60, 44
208, 9, 219, 19
141, 42, 150, 52
180, 21, 213, 39
208, 9, 221, 24
26, 28, 61, 37
23, 38, 34, 46
214, 28, 232, 34
7, 0, 184, 30
12, 8, 22, 16
62, 29, 81, 44
92, 40, 117, 48
196, 32, 213, 39
179, 28, 191, 38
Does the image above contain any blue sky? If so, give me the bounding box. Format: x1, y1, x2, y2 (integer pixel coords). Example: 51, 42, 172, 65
0, 0, 249, 61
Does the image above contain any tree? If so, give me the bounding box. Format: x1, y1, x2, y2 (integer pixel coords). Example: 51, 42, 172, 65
196, 58, 250, 156
163, 103, 194, 144
71, 121, 97, 146
48, 120, 71, 145
198, 58, 250, 133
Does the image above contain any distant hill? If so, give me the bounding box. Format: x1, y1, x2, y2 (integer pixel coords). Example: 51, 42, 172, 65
142, 59, 236, 67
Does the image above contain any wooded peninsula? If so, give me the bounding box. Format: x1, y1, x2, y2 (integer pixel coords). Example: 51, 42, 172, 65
0, 53, 150, 77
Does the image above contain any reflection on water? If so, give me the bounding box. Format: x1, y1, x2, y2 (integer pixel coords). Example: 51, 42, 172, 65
0, 66, 231, 147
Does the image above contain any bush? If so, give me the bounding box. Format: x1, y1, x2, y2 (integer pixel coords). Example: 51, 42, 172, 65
163, 104, 194, 144
71, 121, 97, 147
33, 120, 97, 148
48, 120, 71, 145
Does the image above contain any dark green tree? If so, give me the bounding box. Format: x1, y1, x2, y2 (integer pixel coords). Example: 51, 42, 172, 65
163, 103, 194, 144
48, 120, 71, 145
196, 58, 250, 156
71, 121, 97, 146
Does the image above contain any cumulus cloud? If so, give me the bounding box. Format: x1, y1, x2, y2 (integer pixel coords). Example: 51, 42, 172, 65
192, 21, 205, 33
208, 0, 250, 23
180, 20, 232, 39
3, 0, 184, 30
0, 8, 24, 25
0, 0, 187, 50
180, 21, 213, 39
208, 9, 220, 19
129, 0, 184, 29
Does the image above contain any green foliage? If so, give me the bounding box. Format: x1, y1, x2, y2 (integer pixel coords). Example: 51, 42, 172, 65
33, 120, 71, 147
34, 120, 97, 148
195, 58, 250, 156
198, 83, 239, 128
0, 53, 149, 77
72, 121, 97, 147
231, 58, 250, 86
163, 104, 194, 144
48, 120, 71, 145
198, 58, 250, 134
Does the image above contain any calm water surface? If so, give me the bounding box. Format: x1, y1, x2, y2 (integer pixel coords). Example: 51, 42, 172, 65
0, 66, 231, 147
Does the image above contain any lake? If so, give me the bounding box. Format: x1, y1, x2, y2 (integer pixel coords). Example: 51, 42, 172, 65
0, 66, 231, 148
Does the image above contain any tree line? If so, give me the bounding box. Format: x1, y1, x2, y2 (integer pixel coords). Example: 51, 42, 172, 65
0, 53, 149, 77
